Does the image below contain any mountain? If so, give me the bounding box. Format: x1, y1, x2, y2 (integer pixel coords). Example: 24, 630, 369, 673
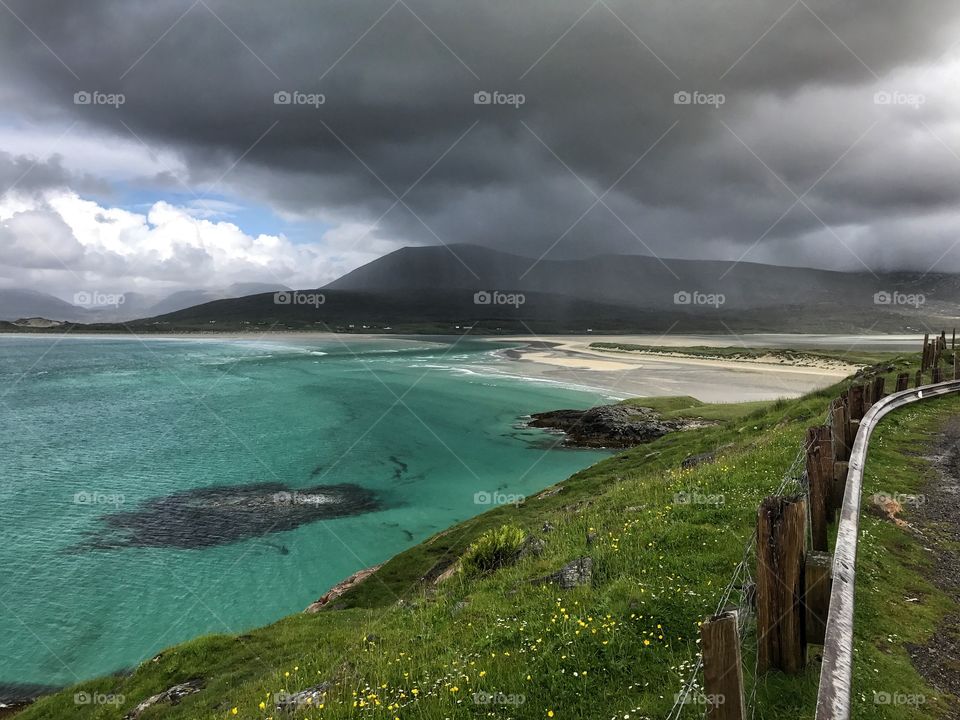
325, 244, 960, 313
0, 289, 85, 322
0, 284, 291, 323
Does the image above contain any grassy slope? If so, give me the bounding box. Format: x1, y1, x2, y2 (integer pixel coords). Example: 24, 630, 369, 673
18, 351, 956, 720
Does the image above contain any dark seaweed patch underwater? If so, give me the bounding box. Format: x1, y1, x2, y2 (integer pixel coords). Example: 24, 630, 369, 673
76, 482, 382, 550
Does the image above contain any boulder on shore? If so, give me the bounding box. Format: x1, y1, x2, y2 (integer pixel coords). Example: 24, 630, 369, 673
529, 404, 691, 448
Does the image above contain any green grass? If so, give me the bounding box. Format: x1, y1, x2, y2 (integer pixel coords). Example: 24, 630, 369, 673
591, 343, 902, 368
16, 353, 956, 720
618, 394, 773, 421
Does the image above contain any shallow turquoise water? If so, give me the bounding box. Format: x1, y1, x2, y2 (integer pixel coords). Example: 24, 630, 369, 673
0, 335, 609, 692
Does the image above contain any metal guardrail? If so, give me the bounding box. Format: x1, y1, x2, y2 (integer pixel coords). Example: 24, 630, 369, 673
814, 379, 960, 720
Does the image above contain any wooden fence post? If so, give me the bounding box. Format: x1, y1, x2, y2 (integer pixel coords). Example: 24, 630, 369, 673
700, 610, 747, 720
757, 495, 807, 674
895, 372, 909, 392
955, 352, 958, 381
915, 370, 923, 388
863, 379, 874, 410
922, 334, 930, 372
832, 460, 849, 512
873, 376, 885, 401
932, 366, 943, 384
848, 385, 865, 421
807, 428, 829, 551
830, 400, 848, 462
804, 551, 833, 645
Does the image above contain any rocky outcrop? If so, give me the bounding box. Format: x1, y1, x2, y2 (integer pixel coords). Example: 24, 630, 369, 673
123, 679, 204, 720
532, 557, 593, 589
529, 404, 693, 448
276, 683, 330, 712
305, 564, 383, 612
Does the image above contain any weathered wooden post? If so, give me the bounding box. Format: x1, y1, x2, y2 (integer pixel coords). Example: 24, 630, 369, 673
700, 610, 747, 720
955, 352, 959, 381
872, 376, 885, 401
832, 460, 849, 512
915, 369, 923, 388
848, 385, 865, 421
863, 379, 874, 410
932, 366, 943, 383
804, 551, 833, 645
806, 428, 829, 551
895, 372, 909, 392
756, 495, 807, 673
922, 334, 930, 372
830, 399, 848, 462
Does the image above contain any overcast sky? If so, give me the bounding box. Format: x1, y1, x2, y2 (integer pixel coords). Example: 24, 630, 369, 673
2, 0, 960, 299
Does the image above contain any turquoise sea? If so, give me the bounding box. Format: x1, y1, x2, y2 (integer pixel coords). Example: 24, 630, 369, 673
0, 335, 610, 696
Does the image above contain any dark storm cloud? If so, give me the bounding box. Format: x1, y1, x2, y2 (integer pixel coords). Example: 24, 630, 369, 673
2, 0, 960, 271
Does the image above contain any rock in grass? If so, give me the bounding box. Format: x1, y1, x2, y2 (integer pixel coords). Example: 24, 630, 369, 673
532, 557, 593, 589
528, 405, 692, 448
123, 679, 204, 720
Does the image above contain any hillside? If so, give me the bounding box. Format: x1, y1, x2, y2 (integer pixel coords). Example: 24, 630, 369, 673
13, 350, 959, 719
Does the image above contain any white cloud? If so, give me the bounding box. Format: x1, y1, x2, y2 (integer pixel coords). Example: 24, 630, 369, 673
0, 189, 396, 299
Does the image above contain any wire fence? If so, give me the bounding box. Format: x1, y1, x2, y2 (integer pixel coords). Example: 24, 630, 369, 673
664, 405, 827, 720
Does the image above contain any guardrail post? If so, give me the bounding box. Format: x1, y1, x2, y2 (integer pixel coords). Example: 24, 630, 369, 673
700, 610, 747, 720
895, 372, 909, 392
804, 551, 833, 645
757, 495, 807, 674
